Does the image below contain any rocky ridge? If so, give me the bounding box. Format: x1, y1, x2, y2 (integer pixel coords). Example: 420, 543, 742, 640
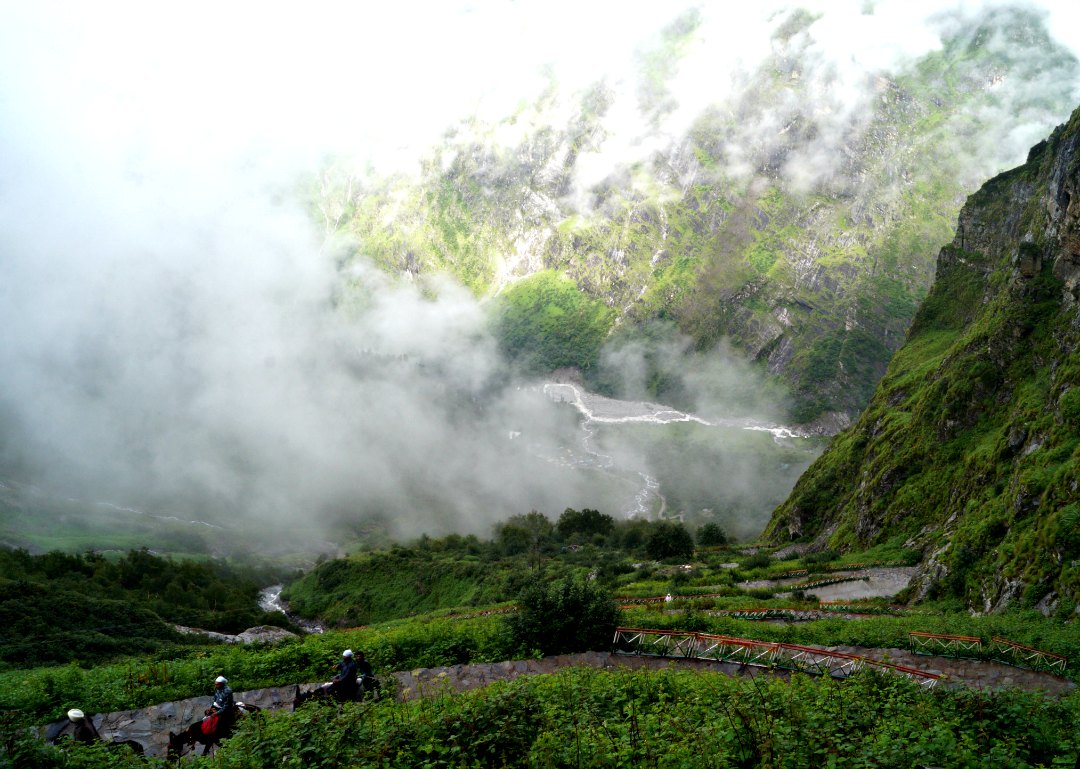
765, 103, 1080, 612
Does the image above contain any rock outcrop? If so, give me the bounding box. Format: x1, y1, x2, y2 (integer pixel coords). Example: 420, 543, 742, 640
173, 624, 299, 645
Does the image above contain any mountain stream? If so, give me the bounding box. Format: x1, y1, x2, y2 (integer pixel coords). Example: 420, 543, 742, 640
539, 381, 815, 519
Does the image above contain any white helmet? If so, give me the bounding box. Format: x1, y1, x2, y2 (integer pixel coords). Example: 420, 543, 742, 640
342, 649, 353, 657
67, 708, 85, 721
215, 676, 227, 684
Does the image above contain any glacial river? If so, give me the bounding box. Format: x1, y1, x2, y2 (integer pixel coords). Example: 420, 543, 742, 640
259, 584, 325, 633
537, 381, 817, 521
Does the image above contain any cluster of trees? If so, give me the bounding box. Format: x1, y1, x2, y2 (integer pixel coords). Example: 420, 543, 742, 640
287, 509, 733, 628
492, 508, 728, 563
0, 548, 292, 666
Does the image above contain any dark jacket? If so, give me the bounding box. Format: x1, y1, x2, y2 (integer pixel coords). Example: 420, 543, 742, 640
72, 717, 102, 744
212, 684, 235, 713
332, 658, 359, 696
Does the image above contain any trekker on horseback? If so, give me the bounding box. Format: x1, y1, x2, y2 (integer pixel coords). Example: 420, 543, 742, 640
48, 708, 145, 755
66, 708, 102, 744
321, 649, 359, 700
206, 675, 235, 718
355, 650, 374, 679
356, 650, 380, 699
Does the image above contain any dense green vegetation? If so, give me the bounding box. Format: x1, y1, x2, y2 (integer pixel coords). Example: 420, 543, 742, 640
766, 105, 1080, 613
491, 271, 614, 374
4, 518, 1080, 767
0, 548, 293, 667
10, 668, 1080, 769
282, 509, 699, 626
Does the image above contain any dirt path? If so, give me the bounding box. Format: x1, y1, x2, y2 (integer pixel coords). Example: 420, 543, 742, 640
740, 567, 918, 601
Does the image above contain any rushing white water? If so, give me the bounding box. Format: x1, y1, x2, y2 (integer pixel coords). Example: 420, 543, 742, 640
538, 381, 811, 518
542, 382, 809, 440
258, 584, 325, 634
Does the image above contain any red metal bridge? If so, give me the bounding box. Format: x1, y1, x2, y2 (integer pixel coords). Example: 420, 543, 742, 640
613, 627, 942, 688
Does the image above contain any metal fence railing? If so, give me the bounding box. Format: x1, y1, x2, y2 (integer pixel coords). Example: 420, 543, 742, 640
614, 627, 942, 689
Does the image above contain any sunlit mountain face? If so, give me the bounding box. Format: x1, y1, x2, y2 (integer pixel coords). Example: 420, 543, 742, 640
0, 2, 1078, 556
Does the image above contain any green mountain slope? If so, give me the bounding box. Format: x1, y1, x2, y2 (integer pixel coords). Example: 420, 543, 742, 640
321, 6, 1077, 425
765, 104, 1080, 613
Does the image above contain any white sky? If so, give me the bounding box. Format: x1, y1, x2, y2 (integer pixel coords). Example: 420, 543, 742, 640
3, 0, 1075, 183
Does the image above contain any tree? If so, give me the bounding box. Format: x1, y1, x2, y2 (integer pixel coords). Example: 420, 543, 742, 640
696, 522, 729, 547
556, 508, 615, 542
495, 511, 554, 567
505, 575, 620, 656
614, 518, 655, 553
645, 521, 694, 561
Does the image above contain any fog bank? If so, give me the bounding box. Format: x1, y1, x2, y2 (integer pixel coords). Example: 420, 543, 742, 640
1, 1, 1078, 547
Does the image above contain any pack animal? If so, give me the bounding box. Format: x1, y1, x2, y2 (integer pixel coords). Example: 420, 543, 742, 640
291, 674, 379, 710
45, 709, 144, 755
166, 703, 259, 758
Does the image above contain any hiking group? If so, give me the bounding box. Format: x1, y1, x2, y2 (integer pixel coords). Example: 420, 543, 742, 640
50, 650, 380, 756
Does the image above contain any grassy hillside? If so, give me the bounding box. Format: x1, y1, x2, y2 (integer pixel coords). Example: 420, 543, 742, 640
765, 105, 1080, 613
5, 516, 1080, 767
0, 547, 293, 667
282, 510, 699, 626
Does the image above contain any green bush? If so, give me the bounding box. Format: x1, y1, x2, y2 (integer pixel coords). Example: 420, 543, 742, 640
504, 576, 620, 657
645, 522, 694, 561
741, 551, 772, 570
696, 522, 729, 547
490, 270, 614, 374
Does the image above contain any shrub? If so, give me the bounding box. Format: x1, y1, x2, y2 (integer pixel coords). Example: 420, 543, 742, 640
741, 552, 772, 570
505, 576, 620, 656
696, 522, 729, 547
645, 522, 694, 561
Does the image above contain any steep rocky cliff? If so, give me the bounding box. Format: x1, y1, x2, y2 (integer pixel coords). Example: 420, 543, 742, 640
765, 105, 1080, 613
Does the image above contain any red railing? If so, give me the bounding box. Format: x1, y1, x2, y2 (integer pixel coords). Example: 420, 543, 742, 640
991, 637, 1068, 674
909, 631, 1068, 674
613, 627, 941, 688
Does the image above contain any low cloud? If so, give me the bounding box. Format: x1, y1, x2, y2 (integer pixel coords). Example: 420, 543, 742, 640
0, 1, 1077, 550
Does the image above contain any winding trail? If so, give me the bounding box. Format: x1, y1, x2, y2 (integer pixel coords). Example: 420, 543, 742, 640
46, 643, 1073, 757
738, 566, 919, 602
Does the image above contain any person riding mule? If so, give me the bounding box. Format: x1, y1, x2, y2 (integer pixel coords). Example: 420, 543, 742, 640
208, 675, 236, 717
321, 649, 359, 700
170, 674, 237, 757
45, 708, 144, 755
295, 649, 380, 709
168, 703, 260, 758
168, 678, 259, 758
67, 708, 102, 744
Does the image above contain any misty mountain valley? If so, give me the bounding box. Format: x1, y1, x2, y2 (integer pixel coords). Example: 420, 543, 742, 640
4, 2, 1080, 767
